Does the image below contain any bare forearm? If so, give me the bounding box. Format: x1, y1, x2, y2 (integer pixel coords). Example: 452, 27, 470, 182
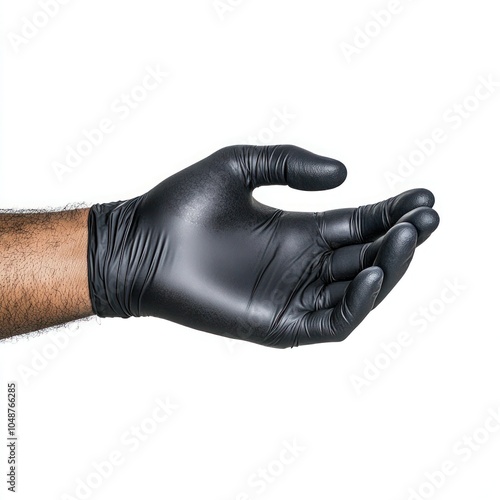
0, 208, 92, 339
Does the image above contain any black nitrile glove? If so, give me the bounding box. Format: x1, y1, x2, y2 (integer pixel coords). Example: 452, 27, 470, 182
88, 145, 439, 348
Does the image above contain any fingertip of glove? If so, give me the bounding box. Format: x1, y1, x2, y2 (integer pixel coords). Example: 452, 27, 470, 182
287, 154, 347, 191
395, 221, 419, 242
359, 266, 384, 289
410, 188, 436, 207
410, 207, 440, 234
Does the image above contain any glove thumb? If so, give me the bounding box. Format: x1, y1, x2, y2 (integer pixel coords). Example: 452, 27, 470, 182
239, 145, 347, 191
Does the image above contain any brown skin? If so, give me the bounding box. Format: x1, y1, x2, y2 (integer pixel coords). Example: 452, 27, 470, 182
0, 208, 92, 339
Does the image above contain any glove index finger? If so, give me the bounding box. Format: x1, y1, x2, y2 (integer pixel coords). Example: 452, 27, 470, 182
317, 188, 435, 248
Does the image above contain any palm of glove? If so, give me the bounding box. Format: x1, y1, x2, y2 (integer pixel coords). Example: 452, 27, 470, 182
88, 146, 439, 348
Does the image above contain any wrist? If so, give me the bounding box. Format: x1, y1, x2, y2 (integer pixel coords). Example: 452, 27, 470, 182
87, 198, 143, 318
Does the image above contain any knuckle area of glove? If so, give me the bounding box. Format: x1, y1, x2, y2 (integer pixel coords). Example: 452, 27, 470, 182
319, 252, 336, 282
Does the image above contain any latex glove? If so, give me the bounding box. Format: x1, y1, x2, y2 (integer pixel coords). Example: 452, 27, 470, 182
88, 145, 439, 348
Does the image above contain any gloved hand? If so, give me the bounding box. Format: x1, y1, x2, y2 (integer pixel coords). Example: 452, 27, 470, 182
88, 145, 439, 348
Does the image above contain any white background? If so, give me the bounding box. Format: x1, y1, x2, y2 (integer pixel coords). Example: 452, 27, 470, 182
1, 0, 499, 499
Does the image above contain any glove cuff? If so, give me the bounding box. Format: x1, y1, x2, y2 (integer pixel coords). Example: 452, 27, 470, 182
87, 198, 141, 318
